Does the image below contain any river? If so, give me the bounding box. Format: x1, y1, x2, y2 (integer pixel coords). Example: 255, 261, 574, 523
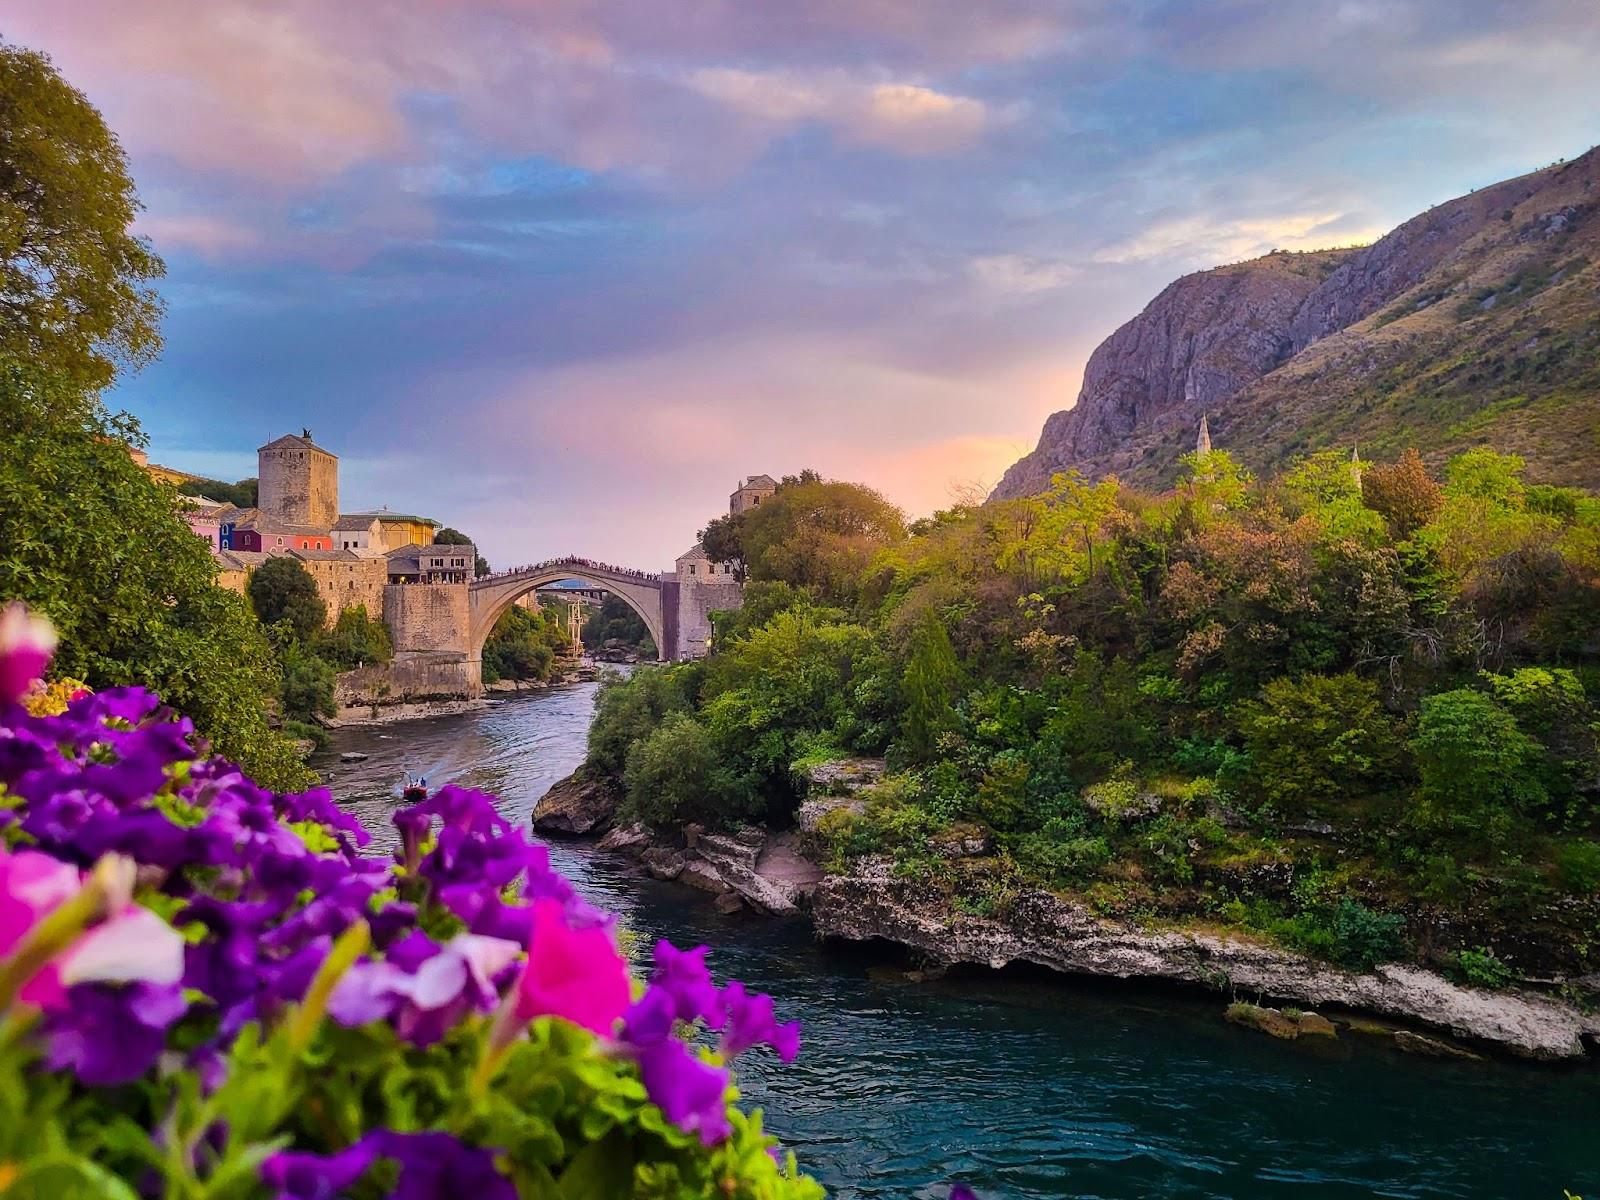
315, 682, 1600, 1200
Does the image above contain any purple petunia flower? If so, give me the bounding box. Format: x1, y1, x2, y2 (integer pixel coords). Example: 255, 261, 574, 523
649, 941, 725, 1028
719, 981, 801, 1063
42, 980, 188, 1086
262, 1131, 514, 1200
635, 1038, 732, 1146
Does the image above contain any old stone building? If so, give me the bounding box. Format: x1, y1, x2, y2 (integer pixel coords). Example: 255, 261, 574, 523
291, 549, 388, 624
729, 473, 777, 515
258, 432, 339, 530
332, 514, 384, 555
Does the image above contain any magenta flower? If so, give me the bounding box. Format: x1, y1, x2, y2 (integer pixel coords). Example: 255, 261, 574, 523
511, 898, 630, 1036
635, 1038, 732, 1146
0, 602, 56, 705
0, 847, 184, 1009
719, 981, 802, 1063
329, 932, 522, 1046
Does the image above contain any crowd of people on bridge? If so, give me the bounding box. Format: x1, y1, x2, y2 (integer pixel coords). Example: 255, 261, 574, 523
483, 556, 656, 582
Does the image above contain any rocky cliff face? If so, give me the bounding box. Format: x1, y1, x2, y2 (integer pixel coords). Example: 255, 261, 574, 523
994, 146, 1600, 496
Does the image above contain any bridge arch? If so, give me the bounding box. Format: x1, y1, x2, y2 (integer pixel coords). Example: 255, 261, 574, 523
468, 560, 666, 664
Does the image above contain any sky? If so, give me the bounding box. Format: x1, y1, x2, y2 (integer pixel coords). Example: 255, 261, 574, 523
8, 1, 1600, 570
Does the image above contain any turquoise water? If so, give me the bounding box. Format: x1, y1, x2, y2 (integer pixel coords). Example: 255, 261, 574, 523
316, 684, 1600, 1199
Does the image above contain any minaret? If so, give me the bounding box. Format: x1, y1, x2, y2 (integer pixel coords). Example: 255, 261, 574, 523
1195, 413, 1212, 455
1351, 443, 1363, 487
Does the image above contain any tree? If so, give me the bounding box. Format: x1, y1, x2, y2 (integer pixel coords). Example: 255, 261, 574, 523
698, 512, 746, 576
0, 362, 306, 787
1410, 688, 1547, 851
481, 602, 568, 683
1361, 448, 1442, 537
622, 712, 744, 828
177, 476, 257, 509
248, 557, 326, 643
900, 610, 962, 761
739, 478, 906, 603
1237, 673, 1405, 816
317, 604, 393, 670
0, 43, 164, 396
581, 595, 653, 654
435, 526, 489, 577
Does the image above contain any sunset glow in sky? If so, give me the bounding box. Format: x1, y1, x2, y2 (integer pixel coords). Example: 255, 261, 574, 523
9, 1, 1600, 566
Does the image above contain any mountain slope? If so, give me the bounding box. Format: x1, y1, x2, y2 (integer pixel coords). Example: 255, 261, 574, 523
994, 147, 1600, 497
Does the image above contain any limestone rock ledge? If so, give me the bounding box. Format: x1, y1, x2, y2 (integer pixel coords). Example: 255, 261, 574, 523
597, 823, 823, 917
531, 771, 621, 837
813, 857, 1600, 1061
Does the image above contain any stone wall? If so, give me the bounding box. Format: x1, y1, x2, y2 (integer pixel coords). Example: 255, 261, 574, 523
334, 651, 481, 713
299, 555, 387, 628
383, 582, 470, 654
674, 573, 743, 660
259, 445, 339, 528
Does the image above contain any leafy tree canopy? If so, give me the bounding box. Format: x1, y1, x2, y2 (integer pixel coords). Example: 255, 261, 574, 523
247, 557, 326, 643
0, 361, 306, 787
0, 43, 164, 397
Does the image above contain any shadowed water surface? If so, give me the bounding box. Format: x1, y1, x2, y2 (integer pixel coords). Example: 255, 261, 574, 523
314, 683, 1600, 1200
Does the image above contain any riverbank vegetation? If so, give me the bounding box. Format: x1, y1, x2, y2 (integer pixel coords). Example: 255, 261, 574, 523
481, 600, 574, 684
586, 451, 1600, 982
583, 594, 658, 658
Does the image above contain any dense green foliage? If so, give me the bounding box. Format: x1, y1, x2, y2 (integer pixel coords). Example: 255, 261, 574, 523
0, 43, 164, 394
583, 594, 656, 656
248, 556, 327, 642
588, 449, 1600, 980
317, 603, 394, 670
176, 474, 257, 508
0, 363, 309, 787
481, 601, 571, 684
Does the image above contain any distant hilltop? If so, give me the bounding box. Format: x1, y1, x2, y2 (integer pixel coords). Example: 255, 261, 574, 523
994, 145, 1600, 498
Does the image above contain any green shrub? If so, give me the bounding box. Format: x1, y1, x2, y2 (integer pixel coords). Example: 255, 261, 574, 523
316, 603, 393, 669
1237, 672, 1405, 815
1410, 688, 1548, 850
1453, 946, 1516, 989
621, 711, 745, 829
1555, 841, 1600, 894
1283, 899, 1409, 970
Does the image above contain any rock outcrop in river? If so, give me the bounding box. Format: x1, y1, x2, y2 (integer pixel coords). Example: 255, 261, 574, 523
812, 857, 1600, 1061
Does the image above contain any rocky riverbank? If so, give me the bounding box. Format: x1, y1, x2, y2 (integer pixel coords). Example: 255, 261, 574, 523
531, 765, 1600, 1061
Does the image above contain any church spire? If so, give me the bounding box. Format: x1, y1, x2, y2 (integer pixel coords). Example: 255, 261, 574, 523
1195, 413, 1212, 455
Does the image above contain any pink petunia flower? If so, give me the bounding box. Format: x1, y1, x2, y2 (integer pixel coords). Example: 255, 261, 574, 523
0, 603, 57, 706
512, 899, 630, 1036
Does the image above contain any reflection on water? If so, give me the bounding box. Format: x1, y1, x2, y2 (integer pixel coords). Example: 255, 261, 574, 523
317, 685, 1600, 1200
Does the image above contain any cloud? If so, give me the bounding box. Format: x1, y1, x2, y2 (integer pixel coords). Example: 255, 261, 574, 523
1092, 211, 1387, 267
968, 253, 1078, 296
687, 68, 989, 155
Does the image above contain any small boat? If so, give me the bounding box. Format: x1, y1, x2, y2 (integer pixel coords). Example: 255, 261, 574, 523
401, 773, 429, 804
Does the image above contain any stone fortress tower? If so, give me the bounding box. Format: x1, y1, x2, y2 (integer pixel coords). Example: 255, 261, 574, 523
258, 430, 338, 528
729, 474, 777, 516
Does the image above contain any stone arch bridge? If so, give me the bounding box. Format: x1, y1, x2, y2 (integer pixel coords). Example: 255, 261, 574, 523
468, 558, 668, 665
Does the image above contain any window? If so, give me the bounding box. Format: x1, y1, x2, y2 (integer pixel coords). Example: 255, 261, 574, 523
687, 564, 696, 575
